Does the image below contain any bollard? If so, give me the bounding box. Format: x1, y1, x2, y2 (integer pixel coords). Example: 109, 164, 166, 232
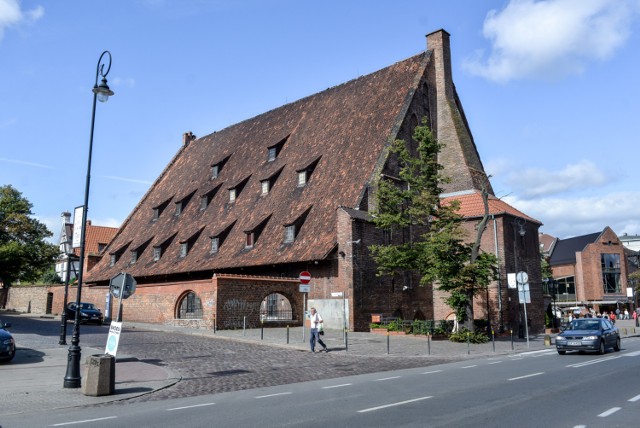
492, 330, 495, 353
544, 335, 551, 346
511, 329, 514, 350
386, 331, 390, 355
243, 316, 246, 336
345, 329, 348, 352
427, 333, 431, 355
261, 322, 264, 340
213, 316, 216, 334
286, 325, 290, 344
467, 332, 470, 355
82, 354, 115, 396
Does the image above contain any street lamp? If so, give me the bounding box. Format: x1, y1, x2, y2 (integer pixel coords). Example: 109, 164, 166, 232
58, 238, 77, 345
64, 51, 114, 389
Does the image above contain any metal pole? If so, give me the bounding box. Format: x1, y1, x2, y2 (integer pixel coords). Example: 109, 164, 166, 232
302, 293, 306, 343
286, 325, 289, 344
243, 316, 246, 336
386, 331, 390, 354
58, 254, 71, 345
492, 329, 495, 352
427, 333, 431, 355
343, 297, 347, 344
260, 321, 264, 340
511, 329, 514, 350
64, 50, 112, 389
345, 329, 348, 352
523, 298, 530, 348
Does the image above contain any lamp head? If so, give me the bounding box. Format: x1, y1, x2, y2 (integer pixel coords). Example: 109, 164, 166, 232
93, 77, 114, 102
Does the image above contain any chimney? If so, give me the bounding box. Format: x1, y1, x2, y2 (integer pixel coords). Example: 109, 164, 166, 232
426, 29, 453, 101
62, 211, 71, 225
183, 131, 196, 146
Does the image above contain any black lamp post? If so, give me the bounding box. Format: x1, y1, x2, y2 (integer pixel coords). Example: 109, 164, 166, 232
549, 279, 558, 329
63, 51, 114, 389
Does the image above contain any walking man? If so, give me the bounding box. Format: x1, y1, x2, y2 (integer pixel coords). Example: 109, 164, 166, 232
309, 307, 328, 353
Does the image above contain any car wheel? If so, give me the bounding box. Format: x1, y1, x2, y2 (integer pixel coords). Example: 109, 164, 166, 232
557, 350, 566, 355
599, 340, 606, 355
614, 337, 621, 352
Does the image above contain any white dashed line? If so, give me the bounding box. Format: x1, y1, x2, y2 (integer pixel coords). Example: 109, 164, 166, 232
374, 376, 401, 381
628, 394, 640, 402
167, 402, 216, 411
358, 396, 432, 413
567, 356, 620, 368
598, 407, 621, 417
322, 383, 352, 389
52, 416, 118, 426
461, 365, 477, 369
255, 392, 292, 399
507, 372, 544, 381
421, 370, 443, 374
488, 361, 502, 365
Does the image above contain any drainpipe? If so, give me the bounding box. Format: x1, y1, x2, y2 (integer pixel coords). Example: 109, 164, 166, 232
492, 215, 504, 332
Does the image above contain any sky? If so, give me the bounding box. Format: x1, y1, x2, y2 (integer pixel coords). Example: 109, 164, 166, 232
1, 0, 640, 243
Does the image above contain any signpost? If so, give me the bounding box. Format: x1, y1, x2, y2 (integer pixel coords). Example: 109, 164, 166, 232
299, 271, 311, 342
105, 322, 122, 356
516, 271, 530, 348
106, 273, 136, 357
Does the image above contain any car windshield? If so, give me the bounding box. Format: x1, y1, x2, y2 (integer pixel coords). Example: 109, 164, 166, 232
80, 303, 96, 310
571, 320, 600, 330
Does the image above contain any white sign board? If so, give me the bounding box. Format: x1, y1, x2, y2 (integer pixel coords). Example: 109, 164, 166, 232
72, 206, 84, 248
518, 283, 531, 304
299, 284, 311, 293
627, 287, 634, 297
507, 273, 517, 289
105, 322, 122, 356
331, 292, 344, 297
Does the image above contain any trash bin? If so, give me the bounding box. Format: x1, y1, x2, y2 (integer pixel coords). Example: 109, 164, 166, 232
82, 354, 115, 396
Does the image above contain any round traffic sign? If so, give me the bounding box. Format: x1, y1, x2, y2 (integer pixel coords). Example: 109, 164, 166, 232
299, 271, 311, 284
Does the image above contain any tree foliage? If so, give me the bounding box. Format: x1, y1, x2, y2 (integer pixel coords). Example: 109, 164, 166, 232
370, 120, 498, 330
0, 185, 59, 287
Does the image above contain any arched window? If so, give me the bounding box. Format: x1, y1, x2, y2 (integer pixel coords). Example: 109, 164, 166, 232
177, 291, 203, 319
259, 293, 292, 321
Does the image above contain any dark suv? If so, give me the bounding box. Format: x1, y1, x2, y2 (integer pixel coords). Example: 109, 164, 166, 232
65, 302, 104, 325
556, 318, 620, 355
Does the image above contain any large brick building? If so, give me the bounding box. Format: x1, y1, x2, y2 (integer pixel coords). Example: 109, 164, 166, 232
76, 29, 543, 333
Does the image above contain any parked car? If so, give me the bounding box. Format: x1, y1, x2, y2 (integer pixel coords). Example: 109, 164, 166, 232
65, 302, 104, 325
0, 319, 16, 363
556, 317, 620, 355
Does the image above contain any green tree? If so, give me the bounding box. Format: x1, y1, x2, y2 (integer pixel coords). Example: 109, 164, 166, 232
0, 185, 59, 287
370, 120, 497, 331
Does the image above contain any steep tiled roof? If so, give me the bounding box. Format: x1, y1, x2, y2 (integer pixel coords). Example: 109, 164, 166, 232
441, 191, 542, 224
87, 52, 430, 282
84, 223, 118, 255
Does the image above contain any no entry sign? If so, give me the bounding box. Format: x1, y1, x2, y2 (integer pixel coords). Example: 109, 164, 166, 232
299, 271, 311, 284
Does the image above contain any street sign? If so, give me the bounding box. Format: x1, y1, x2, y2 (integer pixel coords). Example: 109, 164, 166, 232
105, 321, 122, 356
331, 292, 343, 297
299, 284, 311, 293
518, 282, 531, 304
507, 273, 517, 289
299, 271, 311, 284
516, 271, 528, 285
110, 272, 137, 299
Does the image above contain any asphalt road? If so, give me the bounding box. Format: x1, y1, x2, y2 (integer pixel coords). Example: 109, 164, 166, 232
4, 336, 640, 427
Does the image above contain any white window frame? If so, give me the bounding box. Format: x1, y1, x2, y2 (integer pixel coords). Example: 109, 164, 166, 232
210, 237, 219, 254
200, 195, 208, 210
229, 188, 236, 202
153, 246, 162, 261
284, 225, 295, 243
110, 254, 116, 267
211, 164, 219, 179
130, 250, 137, 264
268, 147, 277, 161
261, 180, 270, 195
180, 242, 188, 258
297, 171, 307, 187
175, 202, 182, 216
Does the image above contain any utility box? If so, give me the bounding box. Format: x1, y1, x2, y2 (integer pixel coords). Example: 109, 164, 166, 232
82, 354, 115, 396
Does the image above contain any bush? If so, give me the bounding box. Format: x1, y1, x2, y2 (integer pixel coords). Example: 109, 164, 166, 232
449, 328, 489, 344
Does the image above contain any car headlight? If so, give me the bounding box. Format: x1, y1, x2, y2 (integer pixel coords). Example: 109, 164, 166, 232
582, 335, 598, 340
80, 312, 89, 317
556, 336, 567, 342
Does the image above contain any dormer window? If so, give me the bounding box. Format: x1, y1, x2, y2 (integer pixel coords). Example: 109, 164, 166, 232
152, 198, 172, 222
261, 180, 270, 195
153, 208, 160, 221
227, 175, 250, 204
284, 225, 295, 243
260, 167, 283, 196
297, 171, 307, 187
211, 164, 219, 179
130, 250, 138, 265
175, 201, 182, 216
210, 237, 219, 254
180, 242, 188, 258
245, 232, 255, 248
110, 254, 116, 267
200, 184, 221, 211
200, 196, 208, 210
229, 188, 236, 202
268, 147, 277, 162
296, 156, 321, 188
153, 246, 161, 261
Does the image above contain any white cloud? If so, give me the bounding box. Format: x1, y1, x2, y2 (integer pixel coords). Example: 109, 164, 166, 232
505, 191, 640, 238
464, 0, 640, 82
504, 159, 608, 198
0, 0, 44, 41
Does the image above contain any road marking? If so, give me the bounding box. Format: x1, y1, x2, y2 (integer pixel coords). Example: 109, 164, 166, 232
628, 394, 640, 402
488, 361, 502, 365
566, 356, 620, 368
167, 402, 216, 411
421, 370, 443, 374
518, 349, 554, 356
52, 416, 118, 426
623, 350, 640, 357
255, 392, 292, 399
374, 376, 401, 381
507, 372, 544, 381
323, 383, 352, 389
598, 407, 621, 417
461, 365, 477, 369
358, 396, 432, 413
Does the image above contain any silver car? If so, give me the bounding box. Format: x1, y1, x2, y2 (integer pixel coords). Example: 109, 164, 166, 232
556, 318, 620, 355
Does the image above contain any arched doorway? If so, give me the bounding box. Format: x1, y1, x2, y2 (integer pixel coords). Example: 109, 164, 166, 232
259, 292, 293, 322
176, 291, 203, 319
